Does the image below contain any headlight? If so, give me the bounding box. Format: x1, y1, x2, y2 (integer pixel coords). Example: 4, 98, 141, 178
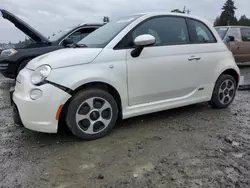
31, 65, 51, 85
1, 49, 18, 57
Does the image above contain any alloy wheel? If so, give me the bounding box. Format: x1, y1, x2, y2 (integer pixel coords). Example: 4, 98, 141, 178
75, 97, 112, 134
218, 79, 236, 105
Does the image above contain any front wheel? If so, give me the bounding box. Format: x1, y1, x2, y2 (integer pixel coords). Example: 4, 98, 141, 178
210, 74, 237, 109
65, 88, 118, 140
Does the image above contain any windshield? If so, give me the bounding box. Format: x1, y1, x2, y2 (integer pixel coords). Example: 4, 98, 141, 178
215, 27, 228, 39
77, 15, 143, 48
48, 27, 75, 41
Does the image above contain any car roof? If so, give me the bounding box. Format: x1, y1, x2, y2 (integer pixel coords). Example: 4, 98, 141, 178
49, 23, 104, 43
71, 23, 104, 31
78, 23, 105, 27
215, 25, 250, 29
129, 12, 211, 24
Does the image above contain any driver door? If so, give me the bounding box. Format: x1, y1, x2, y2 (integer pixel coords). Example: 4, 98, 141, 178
124, 16, 200, 106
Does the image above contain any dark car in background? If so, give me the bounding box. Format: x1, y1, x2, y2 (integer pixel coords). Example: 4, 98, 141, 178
0, 9, 103, 79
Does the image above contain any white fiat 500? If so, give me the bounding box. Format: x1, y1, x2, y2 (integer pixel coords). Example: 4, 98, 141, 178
13, 12, 240, 140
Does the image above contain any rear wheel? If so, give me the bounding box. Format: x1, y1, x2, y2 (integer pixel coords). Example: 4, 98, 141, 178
65, 88, 118, 140
210, 74, 237, 109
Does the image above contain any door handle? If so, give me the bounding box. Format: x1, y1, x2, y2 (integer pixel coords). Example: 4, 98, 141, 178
188, 56, 201, 61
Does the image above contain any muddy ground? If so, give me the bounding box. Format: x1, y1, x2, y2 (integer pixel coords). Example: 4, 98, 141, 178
0, 67, 250, 188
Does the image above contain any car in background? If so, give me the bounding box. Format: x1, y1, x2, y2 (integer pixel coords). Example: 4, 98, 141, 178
0, 9, 103, 79
215, 26, 250, 63
12, 12, 240, 140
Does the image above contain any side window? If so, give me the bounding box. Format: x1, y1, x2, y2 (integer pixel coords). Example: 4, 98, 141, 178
64, 28, 96, 44
187, 19, 216, 43
226, 28, 241, 41
118, 16, 189, 48
68, 31, 83, 44
241, 28, 250, 42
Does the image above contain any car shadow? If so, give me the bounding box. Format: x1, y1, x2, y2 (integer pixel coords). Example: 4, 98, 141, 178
17, 102, 218, 145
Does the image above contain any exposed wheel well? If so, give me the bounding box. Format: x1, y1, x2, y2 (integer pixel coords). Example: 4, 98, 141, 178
16, 58, 34, 77
73, 82, 122, 115
220, 69, 239, 85
58, 82, 123, 133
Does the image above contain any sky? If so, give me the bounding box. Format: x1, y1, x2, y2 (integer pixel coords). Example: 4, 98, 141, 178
0, 0, 250, 43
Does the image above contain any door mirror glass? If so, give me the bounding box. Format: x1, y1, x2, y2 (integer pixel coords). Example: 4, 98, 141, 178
228, 36, 235, 42
134, 34, 156, 46
62, 38, 74, 47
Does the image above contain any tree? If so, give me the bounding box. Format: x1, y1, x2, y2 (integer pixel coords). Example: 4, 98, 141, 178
171, 6, 190, 14
171, 9, 184, 14
238, 15, 250, 26
214, 16, 221, 26
220, 0, 237, 26
103, 16, 110, 23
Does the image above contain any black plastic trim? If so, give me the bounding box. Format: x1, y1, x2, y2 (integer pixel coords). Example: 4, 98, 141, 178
13, 103, 24, 126
45, 80, 73, 95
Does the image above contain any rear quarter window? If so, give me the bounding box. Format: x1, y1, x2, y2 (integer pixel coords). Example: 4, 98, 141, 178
187, 18, 217, 44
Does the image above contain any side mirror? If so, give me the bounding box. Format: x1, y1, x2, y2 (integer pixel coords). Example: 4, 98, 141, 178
62, 38, 74, 47
131, 34, 156, 58
134, 34, 156, 46
228, 36, 235, 42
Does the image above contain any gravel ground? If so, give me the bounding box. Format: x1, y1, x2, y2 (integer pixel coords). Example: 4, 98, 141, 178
0, 67, 250, 188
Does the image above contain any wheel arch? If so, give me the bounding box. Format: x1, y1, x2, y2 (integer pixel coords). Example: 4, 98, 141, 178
72, 81, 123, 116
218, 68, 240, 86
15, 57, 35, 77
58, 81, 123, 132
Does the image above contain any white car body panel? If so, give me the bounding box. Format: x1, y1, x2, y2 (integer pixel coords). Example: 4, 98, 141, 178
47, 48, 128, 108
13, 68, 71, 133
26, 48, 103, 69
126, 43, 225, 106
13, 12, 240, 133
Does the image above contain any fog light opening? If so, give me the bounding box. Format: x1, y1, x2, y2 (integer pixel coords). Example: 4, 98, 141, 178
30, 89, 43, 100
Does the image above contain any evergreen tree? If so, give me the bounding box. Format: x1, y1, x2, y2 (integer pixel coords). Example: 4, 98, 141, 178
214, 16, 221, 26
103, 16, 110, 23
171, 9, 185, 14
219, 0, 237, 25
238, 15, 250, 26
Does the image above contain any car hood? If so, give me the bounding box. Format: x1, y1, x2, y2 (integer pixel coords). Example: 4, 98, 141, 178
26, 48, 103, 70
0, 9, 50, 43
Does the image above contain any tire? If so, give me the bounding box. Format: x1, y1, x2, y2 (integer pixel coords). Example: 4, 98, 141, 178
210, 74, 237, 109
65, 88, 118, 140
16, 59, 31, 78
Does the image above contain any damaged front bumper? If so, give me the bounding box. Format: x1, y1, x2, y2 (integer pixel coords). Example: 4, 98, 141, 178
9, 87, 23, 126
